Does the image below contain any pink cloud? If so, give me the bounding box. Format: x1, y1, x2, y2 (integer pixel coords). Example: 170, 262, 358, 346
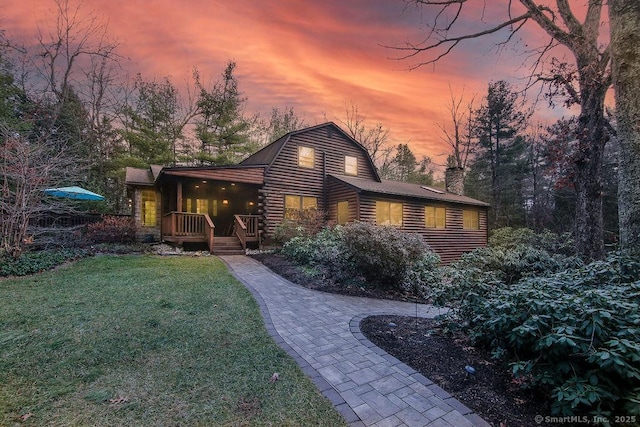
1, 0, 586, 165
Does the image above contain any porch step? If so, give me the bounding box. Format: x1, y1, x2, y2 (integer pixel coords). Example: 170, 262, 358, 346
212, 237, 246, 255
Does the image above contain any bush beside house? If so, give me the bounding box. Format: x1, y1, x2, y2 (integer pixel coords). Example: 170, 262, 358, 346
280, 221, 441, 294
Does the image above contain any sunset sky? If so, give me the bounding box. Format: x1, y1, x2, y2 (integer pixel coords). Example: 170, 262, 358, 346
1, 0, 585, 167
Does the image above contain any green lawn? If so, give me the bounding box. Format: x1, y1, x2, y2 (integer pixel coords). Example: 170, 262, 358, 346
0, 255, 346, 426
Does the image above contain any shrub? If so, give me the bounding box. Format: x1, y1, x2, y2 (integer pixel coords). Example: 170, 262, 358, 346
280, 222, 440, 293
459, 252, 640, 417
341, 221, 430, 288
281, 235, 315, 264
85, 216, 137, 243
435, 250, 573, 309
401, 251, 442, 298
0, 248, 90, 277
455, 245, 582, 286
489, 227, 575, 256
272, 221, 309, 246
436, 233, 583, 310
281, 226, 351, 281
272, 210, 326, 246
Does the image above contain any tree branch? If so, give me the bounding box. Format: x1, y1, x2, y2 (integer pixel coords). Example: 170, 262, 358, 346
390, 11, 531, 68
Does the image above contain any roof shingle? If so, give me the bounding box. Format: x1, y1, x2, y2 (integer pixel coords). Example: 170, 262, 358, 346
125, 167, 154, 186
329, 174, 489, 207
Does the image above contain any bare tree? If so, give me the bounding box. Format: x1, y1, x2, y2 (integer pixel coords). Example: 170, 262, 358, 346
1, 127, 78, 258
437, 84, 475, 170
337, 102, 395, 177
0, 0, 122, 256
27, 0, 119, 117
610, 0, 640, 254
395, 0, 612, 261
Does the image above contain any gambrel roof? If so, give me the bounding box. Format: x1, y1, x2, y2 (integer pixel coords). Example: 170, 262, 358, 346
240, 122, 381, 181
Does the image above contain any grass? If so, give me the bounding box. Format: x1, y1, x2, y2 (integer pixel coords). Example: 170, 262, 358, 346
0, 255, 346, 426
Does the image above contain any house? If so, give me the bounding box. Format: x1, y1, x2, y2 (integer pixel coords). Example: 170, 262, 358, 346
125, 122, 489, 263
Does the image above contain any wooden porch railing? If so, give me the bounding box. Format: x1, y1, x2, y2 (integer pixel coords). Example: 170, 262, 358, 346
203, 214, 215, 254
162, 212, 215, 253
233, 214, 260, 249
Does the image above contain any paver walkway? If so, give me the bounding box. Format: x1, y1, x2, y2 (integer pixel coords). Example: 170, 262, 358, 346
221, 255, 490, 427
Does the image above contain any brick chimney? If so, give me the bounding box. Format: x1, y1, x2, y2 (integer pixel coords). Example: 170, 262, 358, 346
445, 167, 464, 195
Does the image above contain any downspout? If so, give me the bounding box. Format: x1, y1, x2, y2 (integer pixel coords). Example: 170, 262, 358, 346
159, 185, 164, 243
322, 151, 327, 221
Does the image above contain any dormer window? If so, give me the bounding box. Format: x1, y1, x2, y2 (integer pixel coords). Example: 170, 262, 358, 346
345, 155, 358, 176
298, 146, 315, 168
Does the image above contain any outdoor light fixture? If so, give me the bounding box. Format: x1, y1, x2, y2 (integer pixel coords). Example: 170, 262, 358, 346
222, 199, 229, 205
465, 365, 476, 378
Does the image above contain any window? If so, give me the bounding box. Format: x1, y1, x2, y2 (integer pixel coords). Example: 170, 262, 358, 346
141, 190, 156, 227
337, 201, 349, 225
196, 199, 209, 214
187, 199, 218, 216
376, 201, 403, 226
284, 195, 318, 219
298, 146, 315, 168
345, 155, 358, 176
463, 210, 480, 230
425, 206, 446, 228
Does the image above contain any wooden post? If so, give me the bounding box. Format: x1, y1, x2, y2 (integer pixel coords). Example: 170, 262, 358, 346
177, 181, 183, 212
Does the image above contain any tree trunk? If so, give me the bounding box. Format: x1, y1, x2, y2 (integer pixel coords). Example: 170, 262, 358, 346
571, 51, 609, 261
610, 0, 640, 254
573, 127, 605, 261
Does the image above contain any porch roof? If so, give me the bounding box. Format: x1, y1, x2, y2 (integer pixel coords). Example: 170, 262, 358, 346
125, 165, 266, 187
329, 174, 490, 207
157, 165, 265, 185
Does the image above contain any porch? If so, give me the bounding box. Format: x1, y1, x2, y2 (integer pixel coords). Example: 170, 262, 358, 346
155, 165, 265, 255
161, 212, 260, 255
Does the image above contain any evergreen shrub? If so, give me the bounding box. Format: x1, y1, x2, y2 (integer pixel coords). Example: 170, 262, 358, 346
438, 248, 640, 418
0, 248, 90, 277
341, 221, 431, 288
470, 253, 640, 417
281, 221, 440, 292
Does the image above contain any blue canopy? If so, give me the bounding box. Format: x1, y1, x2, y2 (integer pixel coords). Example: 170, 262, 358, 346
44, 186, 105, 201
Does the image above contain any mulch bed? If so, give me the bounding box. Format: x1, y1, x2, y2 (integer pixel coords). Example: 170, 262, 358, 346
360, 315, 551, 427
251, 252, 554, 426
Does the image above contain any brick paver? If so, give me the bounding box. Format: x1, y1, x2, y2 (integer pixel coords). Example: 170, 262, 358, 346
221, 255, 490, 427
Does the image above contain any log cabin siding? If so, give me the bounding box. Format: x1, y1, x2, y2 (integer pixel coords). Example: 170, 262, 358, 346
326, 178, 360, 224
357, 193, 488, 264
261, 126, 377, 236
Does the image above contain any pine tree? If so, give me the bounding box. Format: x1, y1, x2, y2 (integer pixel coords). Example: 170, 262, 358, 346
467, 81, 529, 228
194, 61, 254, 165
